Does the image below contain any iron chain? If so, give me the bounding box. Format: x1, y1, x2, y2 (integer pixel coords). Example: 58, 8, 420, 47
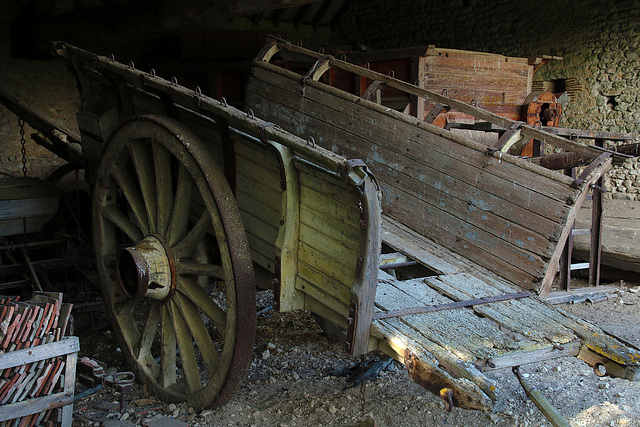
18, 118, 27, 176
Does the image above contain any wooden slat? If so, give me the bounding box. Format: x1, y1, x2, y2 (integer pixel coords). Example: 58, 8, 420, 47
300, 204, 360, 252
424, 273, 576, 344
298, 242, 355, 286
249, 66, 576, 205
235, 173, 282, 211
299, 223, 358, 273
296, 276, 349, 318
374, 276, 523, 361
296, 261, 351, 304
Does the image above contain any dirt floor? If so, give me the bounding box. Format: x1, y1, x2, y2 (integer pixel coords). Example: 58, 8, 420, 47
71, 278, 640, 427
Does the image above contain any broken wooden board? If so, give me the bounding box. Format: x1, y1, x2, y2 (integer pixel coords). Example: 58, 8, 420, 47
370, 216, 640, 410
573, 199, 640, 273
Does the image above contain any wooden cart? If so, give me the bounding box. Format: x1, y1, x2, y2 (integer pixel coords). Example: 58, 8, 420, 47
0, 40, 638, 414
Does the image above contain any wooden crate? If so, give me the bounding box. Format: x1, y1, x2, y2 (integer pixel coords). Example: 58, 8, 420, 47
0, 336, 79, 426
344, 45, 534, 127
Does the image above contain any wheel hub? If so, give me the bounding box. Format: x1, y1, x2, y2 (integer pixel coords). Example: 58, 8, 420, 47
117, 235, 176, 300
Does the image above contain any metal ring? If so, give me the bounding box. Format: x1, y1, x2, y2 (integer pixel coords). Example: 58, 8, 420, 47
307, 136, 316, 147
415, 79, 420, 86
297, 40, 303, 47
441, 89, 448, 97
319, 47, 325, 54
594, 363, 607, 377
533, 120, 542, 129
109, 53, 115, 61
570, 132, 578, 141
150, 68, 156, 77
247, 108, 255, 119
470, 99, 478, 107
364, 62, 370, 69
388, 70, 395, 78
171, 77, 178, 86
220, 97, 228, 107
195, 86, 202, 96
341, 55, 347, 61
128, 61, 135, 69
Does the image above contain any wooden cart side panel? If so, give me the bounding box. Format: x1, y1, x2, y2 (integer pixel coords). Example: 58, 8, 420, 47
295, 165, 359, 310
234, 141, 281, 273
293, 161, 381, 354
246, 64, 582, 291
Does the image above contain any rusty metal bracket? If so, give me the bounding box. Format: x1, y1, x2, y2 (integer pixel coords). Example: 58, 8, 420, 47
345, 299, 358, 353
423, 103, 451, 124
373, 291, 531, 320
571, 152, 612, 189
257, 122, 280, 144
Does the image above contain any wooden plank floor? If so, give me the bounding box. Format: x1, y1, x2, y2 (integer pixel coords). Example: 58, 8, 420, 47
371, 215, 640, 409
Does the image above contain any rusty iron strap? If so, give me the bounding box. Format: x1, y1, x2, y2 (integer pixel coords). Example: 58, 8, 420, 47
373, 291, 531, 320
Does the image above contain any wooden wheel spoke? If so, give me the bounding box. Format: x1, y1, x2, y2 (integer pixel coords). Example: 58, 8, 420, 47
169, 301, 201, 393
174, 293, 221, 374
172, 212, 213, 258
153, 143, 173, 236
160, 303, 177, 388
113, 296, 143, 317
168, 164, 195, 246
177, 278, 226, 331
177, 259, 225, 279
129, 140, 158, 233
111, 163, 150, 235
102, 204, 144, 243
134, 301, 161, 360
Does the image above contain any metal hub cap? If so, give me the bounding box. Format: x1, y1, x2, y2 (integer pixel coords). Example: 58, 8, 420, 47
117, 235, 176, 300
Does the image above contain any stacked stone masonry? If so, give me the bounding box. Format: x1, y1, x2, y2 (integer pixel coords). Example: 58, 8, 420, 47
338, 0, 640, 200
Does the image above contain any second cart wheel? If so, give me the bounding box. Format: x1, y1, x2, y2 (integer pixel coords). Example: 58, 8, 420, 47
93, 115, 255, 410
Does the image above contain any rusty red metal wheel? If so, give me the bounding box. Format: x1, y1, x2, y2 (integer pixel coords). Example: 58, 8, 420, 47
93, 115, 255, 410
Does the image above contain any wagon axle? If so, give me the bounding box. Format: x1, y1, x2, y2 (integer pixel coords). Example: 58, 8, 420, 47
117, 235, 176, 301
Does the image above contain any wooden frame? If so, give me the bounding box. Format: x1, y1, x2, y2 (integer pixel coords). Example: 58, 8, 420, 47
0, 336, 79, 426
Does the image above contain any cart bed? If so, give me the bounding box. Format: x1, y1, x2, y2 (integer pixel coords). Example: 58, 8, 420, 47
246, 39, 640, 411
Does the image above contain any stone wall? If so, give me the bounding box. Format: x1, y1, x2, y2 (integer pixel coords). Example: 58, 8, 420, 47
338, 0, 640, 199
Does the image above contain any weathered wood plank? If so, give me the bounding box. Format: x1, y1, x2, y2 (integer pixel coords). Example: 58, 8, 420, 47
296, 276, 349, 318
375, 276, 521, 361
299, 223, 359, 270
299, 185, 360, 225
236, 192, 281, 229
249, 61, 581, 187
424, 273, 576, 344
382, 191, 547, 288
300, 204, 360, 252
296, 261, 351, 304
270, 142, 304, 312
238, 209, 278, 246
235, 156, 283, 194
574, 199, 640, 273
297, 235, 357, 280
381, 218, 464, 275
370, 318, 497, 411
248, 69, 577, 204
235, 172, 282, 212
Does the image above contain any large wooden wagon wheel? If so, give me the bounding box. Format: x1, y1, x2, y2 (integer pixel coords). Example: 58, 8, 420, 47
92, 115, 255, 410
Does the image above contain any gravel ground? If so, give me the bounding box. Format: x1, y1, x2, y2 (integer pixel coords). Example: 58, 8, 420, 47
72, 281, 640, 427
